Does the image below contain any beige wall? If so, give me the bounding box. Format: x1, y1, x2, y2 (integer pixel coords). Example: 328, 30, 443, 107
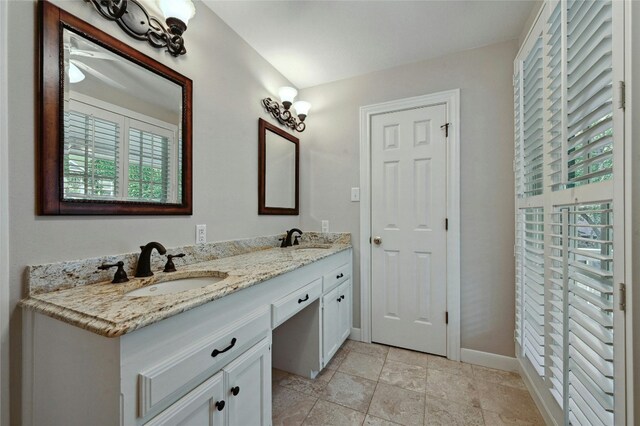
299, 40, 519, 357
6, 1, 299, 423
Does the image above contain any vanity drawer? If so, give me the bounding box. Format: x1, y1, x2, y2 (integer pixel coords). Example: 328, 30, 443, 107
323, 263, 351, 292
138, 306, 270, 417
271, 278, 322, 328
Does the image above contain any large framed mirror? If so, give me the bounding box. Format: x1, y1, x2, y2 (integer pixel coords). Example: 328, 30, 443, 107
258, 118, 299, 215
39, 1, 192, 215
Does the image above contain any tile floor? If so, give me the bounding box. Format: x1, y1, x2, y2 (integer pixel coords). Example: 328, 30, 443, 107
272, 340, 545, 426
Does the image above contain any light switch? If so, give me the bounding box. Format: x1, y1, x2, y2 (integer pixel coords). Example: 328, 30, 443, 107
351, 187, 360, 202
321, 220, 329, 233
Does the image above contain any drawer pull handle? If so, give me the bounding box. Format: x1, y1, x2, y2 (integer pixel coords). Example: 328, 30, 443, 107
215, 400, 225, 411
298, 294, 309, 303
211, 338, 237, 357
231, 386, 240, 396
336, 273, 344, 279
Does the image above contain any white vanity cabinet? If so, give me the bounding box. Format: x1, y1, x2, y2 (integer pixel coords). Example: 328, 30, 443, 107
22, 248, 352, 426
321, 265, 352, 366
149, 337, 272, 426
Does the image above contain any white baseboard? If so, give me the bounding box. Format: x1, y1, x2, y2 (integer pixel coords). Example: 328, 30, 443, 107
460, 348, 519, 372
349, 327, 361, 341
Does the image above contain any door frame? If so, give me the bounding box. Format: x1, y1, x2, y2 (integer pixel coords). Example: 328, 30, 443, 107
359, 89, 461, 360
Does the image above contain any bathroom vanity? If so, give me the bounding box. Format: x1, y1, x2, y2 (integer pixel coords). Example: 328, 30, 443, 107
20, 234, 352, 426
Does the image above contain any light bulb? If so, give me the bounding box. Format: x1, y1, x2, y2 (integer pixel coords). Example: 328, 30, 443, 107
158, 0, 196, 26
293, 101, 311, 118
278, 87, 298, 107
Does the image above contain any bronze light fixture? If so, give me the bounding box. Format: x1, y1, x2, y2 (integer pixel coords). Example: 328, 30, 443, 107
262, 87, 311, 132
85, 0, 196, 57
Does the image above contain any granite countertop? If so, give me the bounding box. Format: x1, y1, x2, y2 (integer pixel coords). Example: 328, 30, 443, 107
20, 242, 351, 338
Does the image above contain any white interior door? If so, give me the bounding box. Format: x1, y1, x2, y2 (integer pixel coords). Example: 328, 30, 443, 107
371, 104, 448, 355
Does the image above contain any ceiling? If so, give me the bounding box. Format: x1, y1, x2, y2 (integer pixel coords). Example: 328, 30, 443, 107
203, 0, 538, 89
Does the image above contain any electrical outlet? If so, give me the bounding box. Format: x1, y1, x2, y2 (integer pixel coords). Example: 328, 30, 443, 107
196, 224, 207, 244
351, 187, 360, 202
321, 220, 329, 233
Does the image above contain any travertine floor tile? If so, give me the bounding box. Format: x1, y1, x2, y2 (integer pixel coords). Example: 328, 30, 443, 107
345, 339, 390, 359
364, 414, 402, 426
272, 385, 318, 426
424, 396, 484, 426
428, 355, 473, 376
476, 379, 543, 423
379, 359, 427, 393
386, 347, 431, 368
472, 365, 526, 390
320, 371, 377, 412
482, 409, 545, 425
274, 370, 328, 398
425, 369, 480, 408
368, 382, 425, 426
314, 366, 336, 383
338, 351, 385, 381
302, 400, 366, 426
325, 346, 349, 370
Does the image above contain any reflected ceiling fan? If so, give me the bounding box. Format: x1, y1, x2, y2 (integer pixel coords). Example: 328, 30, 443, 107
65, 42, 127, 90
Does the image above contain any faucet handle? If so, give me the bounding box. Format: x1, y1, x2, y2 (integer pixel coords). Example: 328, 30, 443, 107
164, 253, 185, 273
97, 261, 129, 284
293, 235, 300, 246
280, 237, 287, 248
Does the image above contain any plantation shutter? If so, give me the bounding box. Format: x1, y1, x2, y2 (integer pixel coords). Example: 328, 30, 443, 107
567, 203, 614, 425
63, 110, 120, 199
522, 207, 545, 377
515, 211, 524, 347
128, 121, 172, 203
548, 208, 566, 407
522, 36, 544, 197
566, 0, 613, 186
514, 66, 524, 199
547, 2, 564, 191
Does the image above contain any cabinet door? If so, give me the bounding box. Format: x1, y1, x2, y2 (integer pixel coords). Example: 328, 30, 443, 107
224, 337, 272, 426
338, 278, 352, 343
145, 371, 225, 426
322, 286, 340, 364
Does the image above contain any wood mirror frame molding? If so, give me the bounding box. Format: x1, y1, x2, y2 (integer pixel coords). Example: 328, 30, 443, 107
258, 118, 299, 215
38, 1, 193, 215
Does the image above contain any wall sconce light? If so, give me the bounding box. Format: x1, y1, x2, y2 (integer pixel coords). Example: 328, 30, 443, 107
85, 0, 196, 57
262, 87, 311, 132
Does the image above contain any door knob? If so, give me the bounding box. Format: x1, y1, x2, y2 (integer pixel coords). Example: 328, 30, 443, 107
373, 237, 382, 245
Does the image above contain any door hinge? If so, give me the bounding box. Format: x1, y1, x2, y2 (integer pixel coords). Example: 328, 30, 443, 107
440, 122, 450, 138
618, 81, 626, 110
445, 311, 449, 324
369, 236, 372, 244
445, 218, 449, 231
619, 283, 626, 311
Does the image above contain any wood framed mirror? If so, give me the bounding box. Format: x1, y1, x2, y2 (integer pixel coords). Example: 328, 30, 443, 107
258, 118, 299, 215
38, 1, 192, 215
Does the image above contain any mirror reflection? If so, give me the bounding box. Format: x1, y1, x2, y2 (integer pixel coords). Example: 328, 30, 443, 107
258, 118, 299, 215
62, 28, 183, 204
265, 131, 296, 209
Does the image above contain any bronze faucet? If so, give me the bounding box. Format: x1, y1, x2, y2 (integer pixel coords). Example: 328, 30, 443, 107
280, 228, 303, 248
135, 242, 167, 277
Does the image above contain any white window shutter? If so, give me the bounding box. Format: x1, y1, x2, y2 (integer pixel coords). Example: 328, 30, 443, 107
522, 207, 545, 377
546, 1, 564, 191
522, 37, 544, 197
566, 0, 613, 186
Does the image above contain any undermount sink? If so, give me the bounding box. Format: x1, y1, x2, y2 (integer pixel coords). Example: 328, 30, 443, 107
125, 276, 226, 297
290, 244, 331, 250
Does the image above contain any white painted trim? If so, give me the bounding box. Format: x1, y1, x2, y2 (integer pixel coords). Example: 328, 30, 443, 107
460, 349, 518, 373
518, 357, 559, 426
349, 328, 361, 341
623, 1, 635, 424
0, 0, 9, 424
359, 89, 461, 361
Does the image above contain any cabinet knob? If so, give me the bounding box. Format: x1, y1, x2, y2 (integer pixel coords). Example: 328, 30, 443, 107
231, 386, 240, 396
373, 236, 382, 246
215, 400, 225, 411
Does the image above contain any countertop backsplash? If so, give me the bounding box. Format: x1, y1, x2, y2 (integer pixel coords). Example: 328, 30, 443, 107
26, 232, 351, 295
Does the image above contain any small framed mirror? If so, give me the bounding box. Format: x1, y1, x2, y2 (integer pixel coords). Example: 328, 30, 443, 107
258, 118, 299, 215
39, 2, 192, 215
